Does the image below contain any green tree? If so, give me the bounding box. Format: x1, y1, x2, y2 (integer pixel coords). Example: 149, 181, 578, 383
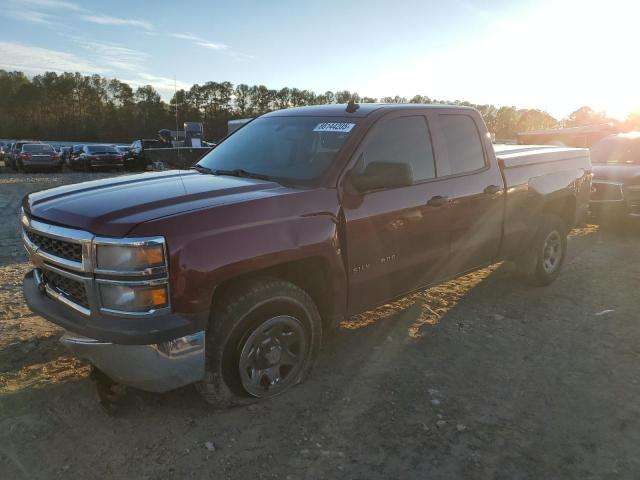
234, 84, 251, 115
564, 106, 611, 127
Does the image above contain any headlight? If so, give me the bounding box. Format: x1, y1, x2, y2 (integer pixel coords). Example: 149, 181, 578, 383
94, 237, 166, 273
99, 283, 169, 313
93, 236, 170, 315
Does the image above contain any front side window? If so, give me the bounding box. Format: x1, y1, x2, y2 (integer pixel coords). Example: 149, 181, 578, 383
437, 114, 486, 175
197, 116, 357, 183
362, 115, 436, 182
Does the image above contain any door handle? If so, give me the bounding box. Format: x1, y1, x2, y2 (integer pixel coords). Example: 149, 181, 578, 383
427, 195, 449, 207
484, 184, 502, 195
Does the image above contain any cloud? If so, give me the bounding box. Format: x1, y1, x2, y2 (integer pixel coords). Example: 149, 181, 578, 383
81, 14, 153, 30
6, 9, 54, 25
172, 32, 228, 49
122, 73, 192, 96
0, 41, 107, 74
10, 0, 83, 11
0, 40, 190, 101
196, 41, 229, 51
67, 37, 192, 96
171, 33, 200, 41
71, 38, 149, 72
172, 32, 250, 58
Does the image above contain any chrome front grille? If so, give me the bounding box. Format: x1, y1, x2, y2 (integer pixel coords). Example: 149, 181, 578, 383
25, 229, 82, 263
591, 182, 623, 202
41, 269, 89, 309
22, 209, 171, 318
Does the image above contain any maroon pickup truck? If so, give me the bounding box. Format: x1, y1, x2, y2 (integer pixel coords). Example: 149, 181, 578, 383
21, 104, 591, 405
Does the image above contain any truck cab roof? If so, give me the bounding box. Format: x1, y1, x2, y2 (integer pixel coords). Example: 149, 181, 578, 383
263, 103, 477, 118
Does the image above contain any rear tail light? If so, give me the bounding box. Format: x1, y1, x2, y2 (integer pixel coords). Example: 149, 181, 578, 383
20, 153, 32, 159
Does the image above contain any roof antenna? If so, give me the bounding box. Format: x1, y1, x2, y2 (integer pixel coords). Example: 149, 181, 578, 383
346, 99, 360, 113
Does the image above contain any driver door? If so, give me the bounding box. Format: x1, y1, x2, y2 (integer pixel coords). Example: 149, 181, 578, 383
342, 113, 452, 315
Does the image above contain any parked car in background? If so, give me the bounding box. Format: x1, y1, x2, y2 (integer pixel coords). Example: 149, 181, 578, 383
589, 132, 640, 221
517, 124, 618, 148
114, 145, 131, 160
21, 104, 591, 405
70, 144, 123, 171
59, 146, 72, 165
68, 144, 85, 168
0, 142, 11, 163
123, 139, 163, 170
16, 143, 62, 172
7, 141, 40, 171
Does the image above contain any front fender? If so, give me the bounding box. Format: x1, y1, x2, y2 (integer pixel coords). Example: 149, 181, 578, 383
129, 189, 346, 326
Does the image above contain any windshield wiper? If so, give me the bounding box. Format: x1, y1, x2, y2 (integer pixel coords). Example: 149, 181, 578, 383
190, 164, 214, 174
192, 166, 274, 181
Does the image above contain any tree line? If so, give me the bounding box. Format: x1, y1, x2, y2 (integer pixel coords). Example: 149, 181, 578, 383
0, 69, 637, 143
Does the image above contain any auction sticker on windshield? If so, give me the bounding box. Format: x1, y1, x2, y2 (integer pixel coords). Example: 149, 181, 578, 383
313, 122, 356, 133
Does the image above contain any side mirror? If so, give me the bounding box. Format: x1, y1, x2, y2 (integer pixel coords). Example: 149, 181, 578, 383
350, 161, 413, 192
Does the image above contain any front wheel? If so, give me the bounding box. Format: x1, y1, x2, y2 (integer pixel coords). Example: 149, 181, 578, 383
515, 214, 568, 286
197, 278, 322, 406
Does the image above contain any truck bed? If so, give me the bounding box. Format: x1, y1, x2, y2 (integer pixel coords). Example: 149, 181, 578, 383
494, 144, 591, 192
494, 144, 592, 260
494, 144, 590, 169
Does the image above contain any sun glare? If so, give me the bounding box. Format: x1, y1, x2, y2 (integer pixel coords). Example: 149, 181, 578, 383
359, 0, 640, 119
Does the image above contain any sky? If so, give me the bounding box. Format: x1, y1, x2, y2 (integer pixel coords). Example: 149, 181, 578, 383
0, 0, 638, 119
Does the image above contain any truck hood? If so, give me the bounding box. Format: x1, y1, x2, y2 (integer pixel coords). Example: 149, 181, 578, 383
592, 163, 640, 185
23, 170, 288, 237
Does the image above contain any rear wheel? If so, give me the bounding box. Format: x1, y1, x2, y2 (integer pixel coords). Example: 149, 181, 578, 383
515, 214, 567, 286
197, 278, 322, 406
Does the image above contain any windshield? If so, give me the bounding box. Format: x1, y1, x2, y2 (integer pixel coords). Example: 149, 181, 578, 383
197, 116, 357, 183
87, 145, 118, 154
590, 137, 640, 164
23, 144, 53, 153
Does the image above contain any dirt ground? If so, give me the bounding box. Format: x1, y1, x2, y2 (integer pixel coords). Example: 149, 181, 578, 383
1, 170, 640, 480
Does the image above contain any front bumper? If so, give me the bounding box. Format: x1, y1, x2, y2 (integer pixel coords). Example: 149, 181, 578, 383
23, 159, 60, 168
60, 330, 205, 393
24, 270, 206, 392
90, 161, 123, 168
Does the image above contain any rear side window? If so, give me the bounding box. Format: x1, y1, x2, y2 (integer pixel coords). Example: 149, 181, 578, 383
437, 114, 486, 175
363, 116, 436, 182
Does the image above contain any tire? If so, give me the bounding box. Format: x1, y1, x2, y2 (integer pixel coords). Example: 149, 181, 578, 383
515, 214, 568, 286
197, 278, 322, 407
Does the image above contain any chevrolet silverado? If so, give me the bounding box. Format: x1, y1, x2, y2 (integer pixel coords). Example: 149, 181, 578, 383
21, 104, 591, 405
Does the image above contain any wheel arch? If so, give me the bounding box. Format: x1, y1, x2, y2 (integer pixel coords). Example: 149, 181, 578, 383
210, 256, 339, 333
